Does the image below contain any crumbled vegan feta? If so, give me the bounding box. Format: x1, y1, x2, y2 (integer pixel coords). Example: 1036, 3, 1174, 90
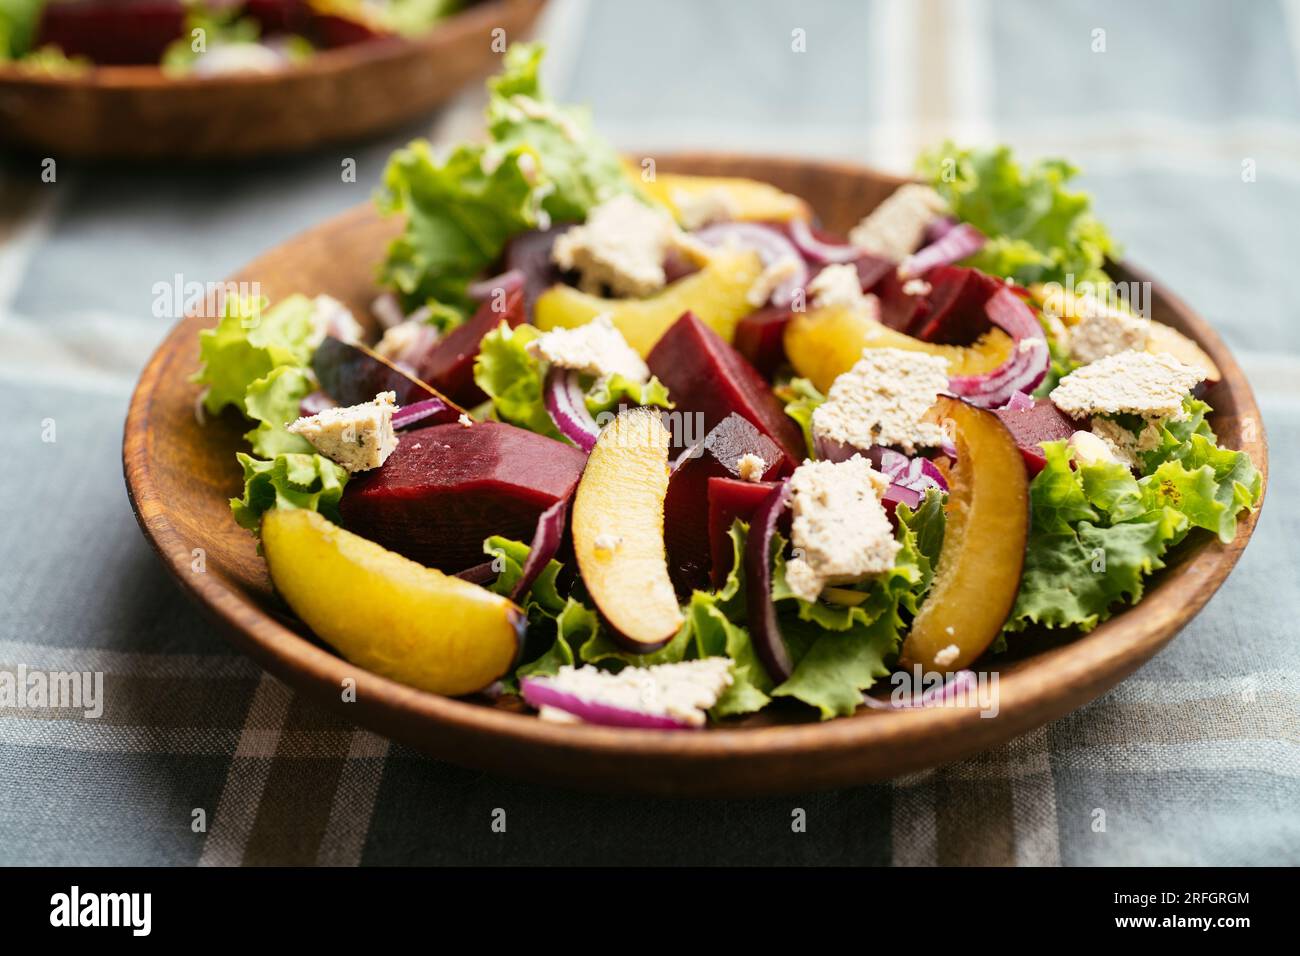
534, 659, 734, 728
672, 186, 738, 230
1067, 429, 1121, 465
746, 256, 803, 307
551, 194, 687, 298
457, 413, 473, 428
527, 314, 650, 383
593, 532, 623, 553
737, 453, 767, 482
1049, 350, 1202, 419
784, 456, 900, 603
374, 318, 438, 363
848, 184, 948, 261
1067, 295, 1151, 365
287, 391, 399, 473
812, 347, 950, 455
901, 278, 932, 297
933, 644, 960, 668
309, 294, 363, 346
807, 262, 878, 317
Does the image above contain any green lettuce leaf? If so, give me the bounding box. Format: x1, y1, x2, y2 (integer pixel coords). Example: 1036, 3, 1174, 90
1005, 423, 1261, 634
193, 294, 319, 415
377, 140, 546, 315
774, 377, 825, 458
0, 0, 43, 59
917, 142, 1120, 287
230, 452, 349, 533
484, 42, 630, 223
242, 365, 314, 458
377, 42, 631, 318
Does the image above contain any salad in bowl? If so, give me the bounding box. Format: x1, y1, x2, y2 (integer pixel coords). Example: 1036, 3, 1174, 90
190, 43, 1262, 730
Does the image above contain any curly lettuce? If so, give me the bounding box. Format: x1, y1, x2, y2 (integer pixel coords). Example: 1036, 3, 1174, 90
1005, 403, 1261, 634
378, 42, 632, 318
917, 142, 1119, 287
775, 377, 825, 458
473, 321, 671, 445
194, 294, 352, 531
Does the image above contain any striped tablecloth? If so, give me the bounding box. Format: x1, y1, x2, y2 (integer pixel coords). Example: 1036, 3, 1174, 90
1, 0, 1296, 866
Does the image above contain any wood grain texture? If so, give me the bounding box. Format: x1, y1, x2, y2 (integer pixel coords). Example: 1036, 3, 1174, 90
122, 154, 1269, 796
0, 0, 546, 160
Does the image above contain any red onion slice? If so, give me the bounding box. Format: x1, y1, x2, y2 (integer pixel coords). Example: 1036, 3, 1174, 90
511, 495, 571, 603
898, 223, 986, 279
787, 218, 861, 265
694, 222, 808, 306
544, 366, 600, 451
519, 677, 698, 730
1004, 390, 1036, 412
370, 292, 406, 331
391, 397, 453, 430
946, 288, 1049, 409
455, 561, 498, 586
923, 216, 958, 245
467, 268, 526, 302
745, 480, 795, 683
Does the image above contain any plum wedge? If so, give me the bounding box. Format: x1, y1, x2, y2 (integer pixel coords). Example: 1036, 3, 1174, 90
340, 421, 587, 572
572, 407, 684, 652
313, 336, 464, 414
648, 311, 805, 469
262, 508, 524, 696
899, 397, 1029, 671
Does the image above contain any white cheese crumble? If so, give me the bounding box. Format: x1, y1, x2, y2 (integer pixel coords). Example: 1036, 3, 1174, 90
374, 319, 438, 362
736, 453, 767, 482
457, 413, 473, 428
1049, 350, 1202, 419
309, 294, 363, 346
746, 256, 803, 307
1089, 415, 1172, 469
593, 533, 623, 553
847, 184, 948, 261
287, 391, 399, 473
1067, 295, 1151, 365
1067, 429, 1120, 465
534, 659, 734, 728
551, 194, 686, 298
933, 644, 960, 668
527, 314, 650, 383
812, 347, 950, 455
672, 186, 738, 229
806, 263, 879, 319
784, 456, 900, 603
901, 278, 932, 297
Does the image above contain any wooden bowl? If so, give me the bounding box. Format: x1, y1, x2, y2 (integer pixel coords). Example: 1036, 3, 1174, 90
0, 0, 546, 160
123, 154, 1268, 796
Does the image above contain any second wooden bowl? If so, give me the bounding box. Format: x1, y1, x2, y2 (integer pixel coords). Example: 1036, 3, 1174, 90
0, 0, 546, 160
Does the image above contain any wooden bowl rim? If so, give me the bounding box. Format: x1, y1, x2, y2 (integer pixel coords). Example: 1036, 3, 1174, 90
123, 152, 1269, 770
0, 0, 539, 90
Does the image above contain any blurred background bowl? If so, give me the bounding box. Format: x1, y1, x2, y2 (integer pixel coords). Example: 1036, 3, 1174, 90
0, 0, 547, 160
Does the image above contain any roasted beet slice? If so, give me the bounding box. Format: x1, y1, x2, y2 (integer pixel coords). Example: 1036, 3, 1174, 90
869, 268, 930, 334
911, 266, 1002, 345
35, 0, 186, 65
313, 337, 462, 415
734, 305, 793, 378
411, 289, 525, 407
707, 477, 781, 587
664, 414, 783, 593
994, 398, 1088, 475
340, 422, 588, 572
243, 0, 311, 34
646, 312, 805, 470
